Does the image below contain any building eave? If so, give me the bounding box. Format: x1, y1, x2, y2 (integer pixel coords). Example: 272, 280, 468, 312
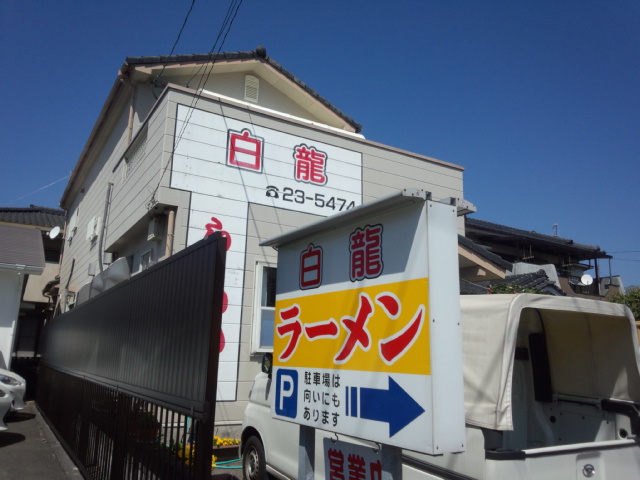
60, 71, 133, 209
124, 48, 362, 134
465, 218, 611, 260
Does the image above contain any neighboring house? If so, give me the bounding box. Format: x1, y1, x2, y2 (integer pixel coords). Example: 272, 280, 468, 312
465, 218, 622, 299
57, 47, 505, 433
0, 206, 65, 382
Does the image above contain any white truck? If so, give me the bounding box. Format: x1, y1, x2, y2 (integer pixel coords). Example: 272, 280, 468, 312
240, 294, 640, 480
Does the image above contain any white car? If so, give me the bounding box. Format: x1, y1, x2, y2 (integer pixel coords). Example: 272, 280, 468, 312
0, 385, 13, 431
0, 368, 26, 411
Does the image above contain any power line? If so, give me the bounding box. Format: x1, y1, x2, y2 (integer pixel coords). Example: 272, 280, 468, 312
155, 0, 197, 82
148, 0, 245, 209
610, 251, 640, 254
5, 174, 71, 205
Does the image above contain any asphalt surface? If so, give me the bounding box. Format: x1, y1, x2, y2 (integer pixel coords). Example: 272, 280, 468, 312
0, 401, 243, 480
0, 401, 83, 480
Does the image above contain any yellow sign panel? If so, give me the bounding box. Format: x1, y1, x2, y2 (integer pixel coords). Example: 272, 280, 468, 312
274, 278, 430, 375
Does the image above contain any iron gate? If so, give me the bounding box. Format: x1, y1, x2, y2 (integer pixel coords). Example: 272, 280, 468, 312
37, 234, 226, 479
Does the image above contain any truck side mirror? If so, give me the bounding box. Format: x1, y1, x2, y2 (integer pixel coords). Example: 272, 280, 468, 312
261, 353, 273, 377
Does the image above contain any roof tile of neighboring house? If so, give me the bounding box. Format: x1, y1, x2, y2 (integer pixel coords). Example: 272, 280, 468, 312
482, 269, 566, 296
460, 279, 489, 295
0, 224, 46, 269
458, 234, 513, 270
125, 48, 363, 133
466, 218, 610, 259
0, 206, 66, 229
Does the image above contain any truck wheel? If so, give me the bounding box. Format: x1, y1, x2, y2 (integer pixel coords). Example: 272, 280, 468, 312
243, 436, 267, 480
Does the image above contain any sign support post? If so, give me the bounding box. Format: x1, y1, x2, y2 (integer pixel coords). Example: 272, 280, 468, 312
298, 424, 315, 480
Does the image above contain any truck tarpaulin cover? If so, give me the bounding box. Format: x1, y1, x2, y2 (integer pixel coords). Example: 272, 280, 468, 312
460, 294, 640, 431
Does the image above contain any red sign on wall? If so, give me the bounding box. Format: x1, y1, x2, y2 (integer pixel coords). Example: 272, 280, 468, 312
227, 129, 264, 172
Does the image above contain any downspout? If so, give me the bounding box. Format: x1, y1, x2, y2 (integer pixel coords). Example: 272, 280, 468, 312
126, 83, 137, 145
60, 257, 75, 314
56, 212, 69, 278
6, 266, 26, 369
99, 183, 114, 274
165, 209, 176, 258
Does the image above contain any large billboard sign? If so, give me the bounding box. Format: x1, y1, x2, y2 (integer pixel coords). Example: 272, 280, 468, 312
263, 189, 466, 455
172, 105, 362, 401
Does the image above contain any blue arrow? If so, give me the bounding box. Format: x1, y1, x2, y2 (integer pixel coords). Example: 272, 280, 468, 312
359, 376, 425, 436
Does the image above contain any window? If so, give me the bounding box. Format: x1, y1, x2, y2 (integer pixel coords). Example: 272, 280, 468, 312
141, 249, 154, 271
123, 130, 148, 179
252, 263, 277, 352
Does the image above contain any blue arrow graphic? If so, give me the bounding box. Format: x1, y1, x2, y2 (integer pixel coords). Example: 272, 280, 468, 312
358, 376, 425, 436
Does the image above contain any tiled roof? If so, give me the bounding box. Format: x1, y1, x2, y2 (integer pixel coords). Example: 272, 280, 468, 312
0, 224, 45, 270
124, 47, 363, 133
481, 269, 566, 296
0, 206, 65, 229
460, 279, 489, 295
458, 234, 512, 270
465, 218, 610, 259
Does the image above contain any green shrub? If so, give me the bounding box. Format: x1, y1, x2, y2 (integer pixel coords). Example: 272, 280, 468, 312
609, 286, 640, 320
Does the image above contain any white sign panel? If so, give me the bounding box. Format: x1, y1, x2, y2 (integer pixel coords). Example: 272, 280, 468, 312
171, 105, 363, 400
269, 192, 466, 455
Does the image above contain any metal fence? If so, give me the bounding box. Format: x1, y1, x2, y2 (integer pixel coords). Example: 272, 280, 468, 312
37, 234, 226, 480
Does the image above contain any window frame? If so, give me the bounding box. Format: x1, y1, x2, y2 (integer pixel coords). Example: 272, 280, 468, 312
122, 127, 148, 180
251, 261, 277, 354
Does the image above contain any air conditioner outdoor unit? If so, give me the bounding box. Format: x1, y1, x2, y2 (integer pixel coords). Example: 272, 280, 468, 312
86, 216, 101, 242
147, 218, 163, 242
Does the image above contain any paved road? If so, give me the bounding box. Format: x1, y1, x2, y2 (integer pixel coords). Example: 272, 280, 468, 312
0, 401, 82, 480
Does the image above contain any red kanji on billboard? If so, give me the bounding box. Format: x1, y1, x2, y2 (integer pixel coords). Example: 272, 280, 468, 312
327, 448, 345, 480
276, 291, 424, 365
349, 224, 383, 282
305, 319, 339, 341
227, 128, 264, 172
326, 445, 385, 480
300, 244, 323, 289
335, 293, 374, 364
204, 216, 232, 251
294, 144, 328, 185
276, 304, 303, 361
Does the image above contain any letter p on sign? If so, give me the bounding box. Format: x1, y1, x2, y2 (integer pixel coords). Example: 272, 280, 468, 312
275, 369, 298, 418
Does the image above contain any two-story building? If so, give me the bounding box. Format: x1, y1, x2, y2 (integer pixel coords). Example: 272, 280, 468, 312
57, 47, 505, 432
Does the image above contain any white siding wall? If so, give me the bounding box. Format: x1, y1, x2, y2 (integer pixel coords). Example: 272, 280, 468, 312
60, 86, 180, 301
60, 102, 132, 296
106, 94, 169, 248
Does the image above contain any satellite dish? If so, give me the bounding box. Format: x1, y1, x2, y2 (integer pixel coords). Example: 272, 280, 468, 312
581, 274, 593, 286
49, 226, 61, 240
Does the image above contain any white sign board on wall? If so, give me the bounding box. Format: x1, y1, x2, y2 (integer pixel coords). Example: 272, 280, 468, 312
171, 104, 363, 400
263, 190, 466, 455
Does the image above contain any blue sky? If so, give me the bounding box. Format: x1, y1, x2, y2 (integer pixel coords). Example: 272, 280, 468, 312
2, 1, 638, 287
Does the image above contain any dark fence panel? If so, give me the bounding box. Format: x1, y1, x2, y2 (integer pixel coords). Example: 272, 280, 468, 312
40, 235, 225, 416
37, 234, 226, 479
38, 365, 200, 480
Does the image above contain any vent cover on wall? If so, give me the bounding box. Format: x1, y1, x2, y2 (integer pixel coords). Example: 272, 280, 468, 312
244, 75, 259, 103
